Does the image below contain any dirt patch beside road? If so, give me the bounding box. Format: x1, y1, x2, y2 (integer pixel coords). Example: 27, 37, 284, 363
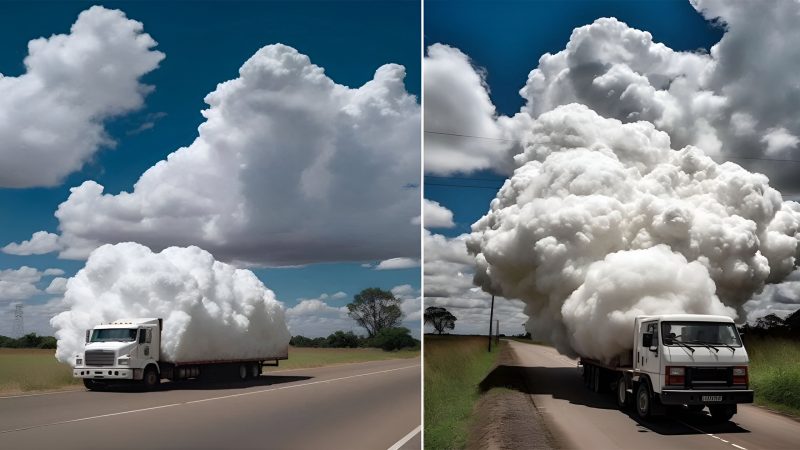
466, 341, 560, 449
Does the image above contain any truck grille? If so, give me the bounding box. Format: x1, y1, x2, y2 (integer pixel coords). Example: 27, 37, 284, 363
688, 367, 731, 388
85, 350, 115, 366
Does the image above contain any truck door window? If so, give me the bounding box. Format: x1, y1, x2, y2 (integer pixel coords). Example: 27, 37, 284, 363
146, 329, 152, 343
138, 329, 146, 344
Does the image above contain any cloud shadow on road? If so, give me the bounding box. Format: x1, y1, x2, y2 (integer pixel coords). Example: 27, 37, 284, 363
478, 364, 751, 436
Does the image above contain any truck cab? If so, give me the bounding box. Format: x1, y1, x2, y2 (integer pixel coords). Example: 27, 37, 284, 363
627, 314, 753, 421
73, 318, 162, 390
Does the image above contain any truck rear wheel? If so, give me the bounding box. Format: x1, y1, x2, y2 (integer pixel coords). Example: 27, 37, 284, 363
616, 376, 629, 409
142, 366, 160, 390
709, 405, 736, 422
636, 382, 652, 419
238, 364, 249, 381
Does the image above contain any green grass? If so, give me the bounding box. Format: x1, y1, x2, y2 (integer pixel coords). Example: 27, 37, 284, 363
424, 335, 501, 450
745, 336, 800, 417
0, 348, 78, 393
0, 346, 419, 394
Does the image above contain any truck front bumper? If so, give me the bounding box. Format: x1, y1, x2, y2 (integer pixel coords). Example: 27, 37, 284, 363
660, 389, 754, 405
74, 367, 135, 380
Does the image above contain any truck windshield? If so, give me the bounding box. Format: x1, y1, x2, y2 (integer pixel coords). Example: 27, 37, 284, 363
661, 322, 742, 347
90, 328, 138, 342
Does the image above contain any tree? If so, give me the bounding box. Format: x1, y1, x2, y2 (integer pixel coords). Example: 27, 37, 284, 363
347, 287, 402, 337
424, 306, 457, 334
326, 330, 360, 348
370, 327, 418, 351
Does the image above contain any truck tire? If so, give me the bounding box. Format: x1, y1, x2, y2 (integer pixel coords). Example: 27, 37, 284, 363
709, 405, 736, 422
636, 382, 652, 419
592, 366, 601, 393
83, 379, 106, 391
616, 376, 629, 409
142, 366, 160, 390
238, 364, 249, 381
250, 363, 259, 379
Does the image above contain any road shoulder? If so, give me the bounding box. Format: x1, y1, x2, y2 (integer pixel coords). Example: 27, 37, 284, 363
466, 341, 561, 449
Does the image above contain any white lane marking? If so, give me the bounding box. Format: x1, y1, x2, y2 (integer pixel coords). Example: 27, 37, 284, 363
387, 425, 421, 450
0, 357, 418, 400
0, 364, 420, 434
677, 419, 748, 450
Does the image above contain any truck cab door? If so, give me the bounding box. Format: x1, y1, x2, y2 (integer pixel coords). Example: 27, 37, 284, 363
637, 321, 661, 379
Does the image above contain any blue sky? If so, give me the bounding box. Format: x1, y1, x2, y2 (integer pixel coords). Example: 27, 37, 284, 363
424, 0, 724, 236
0, 1, 421, 338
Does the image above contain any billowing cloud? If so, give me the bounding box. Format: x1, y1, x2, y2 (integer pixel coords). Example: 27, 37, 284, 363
375, 257, 420, 270
0, 6, 163, 188
0, 266, 64, 301
2, 231, 61, 255
426, 1, 800, 188
45, 277, 68, 295
423, 199, 455, 229
423, 230, 528, 335
51, 242, 290, 364
27, 44, 419, 266
467, 105, 800, 361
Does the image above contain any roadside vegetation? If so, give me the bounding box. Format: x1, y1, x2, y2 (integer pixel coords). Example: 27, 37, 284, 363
424, 335, 501, 450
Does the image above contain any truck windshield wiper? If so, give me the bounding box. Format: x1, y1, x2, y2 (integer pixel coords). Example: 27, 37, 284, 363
686, 340, 719, 352
667, 338, 695, 353
716, 342, 736, 353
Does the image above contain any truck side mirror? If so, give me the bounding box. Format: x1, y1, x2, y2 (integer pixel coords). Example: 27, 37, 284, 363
85, 330, 90, 343
642, 332, 653, 348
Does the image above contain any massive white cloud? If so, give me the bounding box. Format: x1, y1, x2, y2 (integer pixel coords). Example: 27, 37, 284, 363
467, 105, 800, 361
423, 230, 528, 335
426, 1, 800, 187
19, 44, 419, 266
51, 243, 290, 364
0, 6, 163, 187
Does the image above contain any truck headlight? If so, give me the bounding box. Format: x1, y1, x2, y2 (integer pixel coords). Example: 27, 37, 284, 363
118, 358, 129, 365
669, 367, 685, 376
76, 358, 83, 366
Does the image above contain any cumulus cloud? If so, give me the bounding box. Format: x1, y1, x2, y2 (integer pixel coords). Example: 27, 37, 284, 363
45, 277, 68, 295
423, 199, 455, 229
375, 257, 420, 270
50, 243, 290, 364
423, 230, 528, 335
0, 6, 163, 187
0, 266, 64, 301
26, 44, 419, 267
427, 1, 800, 188
467, 105, 800, 361
2, 232, 61, 255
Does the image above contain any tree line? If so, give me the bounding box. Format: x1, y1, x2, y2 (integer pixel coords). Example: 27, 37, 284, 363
0, 333, 56, 349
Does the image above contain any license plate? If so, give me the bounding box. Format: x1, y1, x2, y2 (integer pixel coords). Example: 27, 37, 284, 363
702, 395, 723, 402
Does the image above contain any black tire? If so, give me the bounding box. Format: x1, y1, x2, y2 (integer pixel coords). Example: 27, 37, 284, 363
250, 363, 260, 379
83, 379, 106, 391
636, 381, 652, 419
709, 405, 736, 422
592, 366, 601, 393
238, 364, 249, 381
142, 366, 160, 390
616, 376, 629, 409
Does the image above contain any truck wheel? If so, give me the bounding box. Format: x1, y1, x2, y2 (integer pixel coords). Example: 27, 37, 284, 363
83, 379, 106, 391
592, 366, 601, 393
250, 363, 259, 379
709, 405, 736, 422
238, 364, 248, 381
636, 382, 652, 419
142, 366, 160, 390
616, 376, 629, 409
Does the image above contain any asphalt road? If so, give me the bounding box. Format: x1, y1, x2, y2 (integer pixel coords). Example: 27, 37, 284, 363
0, 358, 421, 450
505, 340, 800, 450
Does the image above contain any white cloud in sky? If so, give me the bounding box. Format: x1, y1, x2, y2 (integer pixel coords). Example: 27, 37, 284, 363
2, 231, 61, 256
45, 277, 68, 295
0, 6, 163, 188
423, 199, 455, 229
375, 257, 420, 270
0, 266, 64, 301
13, 44, 419, 267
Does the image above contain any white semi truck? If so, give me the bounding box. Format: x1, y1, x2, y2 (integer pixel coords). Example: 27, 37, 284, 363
72, 318, 288, 390
580, 314, 753, 422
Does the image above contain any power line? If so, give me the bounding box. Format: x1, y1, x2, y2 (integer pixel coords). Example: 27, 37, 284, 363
425, 129, 800, 165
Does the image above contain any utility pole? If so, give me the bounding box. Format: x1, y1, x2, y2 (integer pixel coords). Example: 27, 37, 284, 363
488, 294, 495, 352
13, 304, 24, 338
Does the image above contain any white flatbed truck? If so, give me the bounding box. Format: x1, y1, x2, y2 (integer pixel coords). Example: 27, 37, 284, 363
72, 318, 288, 390
579, 314, 753, 422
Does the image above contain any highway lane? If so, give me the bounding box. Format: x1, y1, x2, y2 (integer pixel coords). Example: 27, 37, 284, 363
505, 340, 799, 450
0, 358, 420, 450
